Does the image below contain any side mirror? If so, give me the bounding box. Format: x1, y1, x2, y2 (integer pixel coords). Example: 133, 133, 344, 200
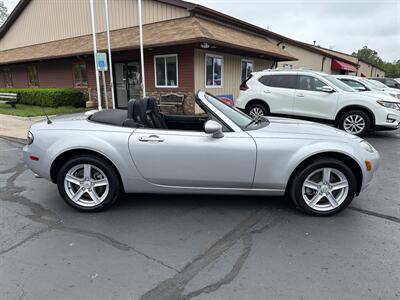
355, 87, 367, 92
204, 120, 224, 138
321, 85, 334, 93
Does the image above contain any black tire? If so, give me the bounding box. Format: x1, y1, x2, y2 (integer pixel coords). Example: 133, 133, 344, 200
338, 110, 371, 137
289, 158, 357, 216
57, 155, 121, 212
246, 102, 268, 118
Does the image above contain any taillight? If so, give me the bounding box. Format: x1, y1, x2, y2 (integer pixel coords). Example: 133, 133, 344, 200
219, 97, 233, 106
240, 75, 252, 91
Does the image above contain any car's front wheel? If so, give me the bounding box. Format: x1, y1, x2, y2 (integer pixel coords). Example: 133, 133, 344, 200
289, 158, 357, 216
338, 110, 371, 136
57, 155, 121, 212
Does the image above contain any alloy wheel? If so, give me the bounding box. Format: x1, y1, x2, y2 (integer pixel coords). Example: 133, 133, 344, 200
64, 164, 109, 207
249, 107, 265, 118
301, 167, 349, 212
343, 114, 365, 134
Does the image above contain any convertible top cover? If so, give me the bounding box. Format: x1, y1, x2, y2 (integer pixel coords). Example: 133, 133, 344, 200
89, 109, 128, 127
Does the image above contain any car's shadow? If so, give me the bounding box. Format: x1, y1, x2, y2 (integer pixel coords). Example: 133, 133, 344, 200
110, 193, 297, 215
365, 129, 399, 139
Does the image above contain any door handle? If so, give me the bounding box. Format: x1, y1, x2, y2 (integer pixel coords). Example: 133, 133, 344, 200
139, 135, 164, 143
296, 94, 305, 97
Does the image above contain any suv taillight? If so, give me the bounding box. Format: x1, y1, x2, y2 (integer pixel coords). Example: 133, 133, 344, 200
240, 75, 252, 91
240, 82, 248, 91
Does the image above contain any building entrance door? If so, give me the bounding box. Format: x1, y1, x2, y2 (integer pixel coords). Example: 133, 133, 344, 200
114, 62, 141, 108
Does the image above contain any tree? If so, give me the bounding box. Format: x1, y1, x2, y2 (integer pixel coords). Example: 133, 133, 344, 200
353, 46, 400, 78
352, 46, 384, 67
0, 0, 8, 26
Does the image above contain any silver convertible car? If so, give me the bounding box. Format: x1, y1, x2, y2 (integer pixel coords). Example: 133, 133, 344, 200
23, 91, 379, 216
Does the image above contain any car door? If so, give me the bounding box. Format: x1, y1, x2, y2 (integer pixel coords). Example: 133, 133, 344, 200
257, 74, 297, 114
129, 128, 256, 188
292, 75, 339, 120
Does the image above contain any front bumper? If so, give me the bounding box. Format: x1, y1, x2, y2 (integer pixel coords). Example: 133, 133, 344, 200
360, 150, 380, 192
373, 107, 400, 130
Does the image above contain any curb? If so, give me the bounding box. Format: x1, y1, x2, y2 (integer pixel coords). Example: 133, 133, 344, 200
0, 135, 26, 145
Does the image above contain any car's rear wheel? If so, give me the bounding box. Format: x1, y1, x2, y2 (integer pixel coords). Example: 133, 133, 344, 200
57, 155, 121, 212
289, 158, 357, 216
246, 103, 268, 118
338, 110, 371, 136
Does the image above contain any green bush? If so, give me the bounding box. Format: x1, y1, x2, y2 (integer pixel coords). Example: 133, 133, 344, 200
0, 88, 86, 107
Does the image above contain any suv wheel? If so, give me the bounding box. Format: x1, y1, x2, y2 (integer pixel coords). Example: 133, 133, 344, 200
246, 103, 268, 118
289, 158, 357, 216
57, 155, 121, 212
338, 110, 371, 137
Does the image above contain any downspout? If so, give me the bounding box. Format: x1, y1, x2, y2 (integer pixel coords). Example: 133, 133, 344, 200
321, 56, 326, 72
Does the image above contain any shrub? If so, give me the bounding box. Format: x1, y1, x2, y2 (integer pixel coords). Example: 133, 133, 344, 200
0, 88, 86, 107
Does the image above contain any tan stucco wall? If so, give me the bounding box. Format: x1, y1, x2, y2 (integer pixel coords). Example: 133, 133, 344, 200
267, 39, 331, 73
0, 0, 189, 51
194, 49, 273, 105
358, 60, 385, 77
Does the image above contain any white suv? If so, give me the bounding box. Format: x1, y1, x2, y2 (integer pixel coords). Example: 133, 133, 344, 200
236, 69, 400, 136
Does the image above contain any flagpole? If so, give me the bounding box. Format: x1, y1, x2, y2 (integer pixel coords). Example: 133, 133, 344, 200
104, 0, 115, 109
89, 0, 102, 110
137, 0, 146, 97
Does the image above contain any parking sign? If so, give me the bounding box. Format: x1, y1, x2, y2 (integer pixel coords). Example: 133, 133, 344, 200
96, 53, 108, 71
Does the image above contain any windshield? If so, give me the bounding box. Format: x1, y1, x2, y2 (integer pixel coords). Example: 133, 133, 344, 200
204, 93, 254, 129
358, 78, 381, 91
322, 75, 356, 92
364, 79, 387, 89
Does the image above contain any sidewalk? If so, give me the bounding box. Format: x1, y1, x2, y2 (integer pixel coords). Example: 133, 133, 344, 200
0, 114, 45, 140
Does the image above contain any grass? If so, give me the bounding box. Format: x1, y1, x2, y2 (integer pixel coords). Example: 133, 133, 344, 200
0, 103, 86, 117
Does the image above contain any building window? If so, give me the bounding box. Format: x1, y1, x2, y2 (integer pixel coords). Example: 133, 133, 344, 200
154, 54, 178, 88
282, 63, 293, 70
205, 54, 223, 88
2, 69, 13, 88
241, 60, 254, 82
27, 66, 39, 87
73, 62, 88, 88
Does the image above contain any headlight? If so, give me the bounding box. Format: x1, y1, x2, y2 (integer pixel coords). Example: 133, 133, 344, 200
377, 100, 400, 111
388, 93, 400, 100
360, 140, 376, 153
27, 131, 34, 145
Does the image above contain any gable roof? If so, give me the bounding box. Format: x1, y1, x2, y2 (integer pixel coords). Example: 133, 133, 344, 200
0, 0, 358, 66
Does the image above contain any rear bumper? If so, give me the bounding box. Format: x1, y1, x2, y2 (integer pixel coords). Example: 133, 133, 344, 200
23, 145, 51, 180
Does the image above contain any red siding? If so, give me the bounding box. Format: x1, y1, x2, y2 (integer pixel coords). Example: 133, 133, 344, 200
0, 45, 195, 93
144, 46, 194, 92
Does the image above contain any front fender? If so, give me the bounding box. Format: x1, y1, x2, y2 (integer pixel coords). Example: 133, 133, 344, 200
285, 141, 364, 184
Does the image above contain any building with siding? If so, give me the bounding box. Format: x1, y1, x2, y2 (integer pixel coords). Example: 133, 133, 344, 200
357, 58, 385, 78
0, 0, 296, 111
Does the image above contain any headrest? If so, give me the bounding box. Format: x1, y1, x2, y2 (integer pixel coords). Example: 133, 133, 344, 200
127, 99, 136, 119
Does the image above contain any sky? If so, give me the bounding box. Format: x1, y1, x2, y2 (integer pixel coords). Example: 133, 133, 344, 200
3, 0, 400, 61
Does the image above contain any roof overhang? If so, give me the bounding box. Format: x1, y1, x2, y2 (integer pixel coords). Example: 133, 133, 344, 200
0, 17, 296, 65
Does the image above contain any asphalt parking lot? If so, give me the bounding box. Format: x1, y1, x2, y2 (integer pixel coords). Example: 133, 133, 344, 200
1, 130, 399, 300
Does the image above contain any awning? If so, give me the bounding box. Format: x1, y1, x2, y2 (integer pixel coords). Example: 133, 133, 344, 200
331, 59, 357, 72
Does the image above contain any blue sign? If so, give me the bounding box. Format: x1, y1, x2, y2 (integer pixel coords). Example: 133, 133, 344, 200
96, 53, 108, 71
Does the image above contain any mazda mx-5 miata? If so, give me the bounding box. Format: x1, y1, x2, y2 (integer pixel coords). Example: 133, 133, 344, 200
23, 91, 379, 216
